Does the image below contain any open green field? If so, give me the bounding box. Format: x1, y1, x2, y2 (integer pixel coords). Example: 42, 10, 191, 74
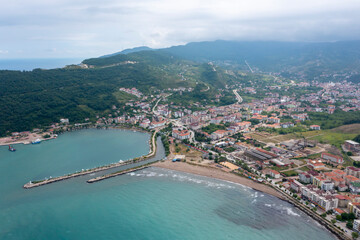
113, 91, 137, 103
282, 170, 299, 177
252, 127, 357, 148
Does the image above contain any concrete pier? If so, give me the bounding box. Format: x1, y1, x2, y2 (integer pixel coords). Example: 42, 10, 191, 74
87, 166, 149, 183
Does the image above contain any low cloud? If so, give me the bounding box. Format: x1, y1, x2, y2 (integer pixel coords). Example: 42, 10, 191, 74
0, 0, 359, 58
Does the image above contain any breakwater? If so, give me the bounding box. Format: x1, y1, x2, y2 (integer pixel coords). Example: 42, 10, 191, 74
23, 130, 158, 189
87, 166, 150, 183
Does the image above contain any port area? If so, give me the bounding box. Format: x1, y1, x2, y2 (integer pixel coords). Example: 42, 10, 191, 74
23, 131, 158, 189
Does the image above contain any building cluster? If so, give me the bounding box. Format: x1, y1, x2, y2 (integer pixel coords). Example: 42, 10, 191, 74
119, 87, 143, 98
285, 166, 360, 212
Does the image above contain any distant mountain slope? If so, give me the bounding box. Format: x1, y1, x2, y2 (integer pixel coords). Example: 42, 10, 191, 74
161, 40, 360, 80
100, 46, 153, 58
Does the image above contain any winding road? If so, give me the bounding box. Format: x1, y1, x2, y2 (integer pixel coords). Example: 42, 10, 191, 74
233, 89, 243, 103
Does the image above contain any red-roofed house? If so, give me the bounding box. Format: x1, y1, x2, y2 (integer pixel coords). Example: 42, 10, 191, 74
310, 125, 321, 130
172, 129, 191, 140
345, 175, 360, 185
346, 166, 360, 178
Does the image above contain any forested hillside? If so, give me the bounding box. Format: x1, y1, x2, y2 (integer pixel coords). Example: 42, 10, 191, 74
0, 51, 234, 136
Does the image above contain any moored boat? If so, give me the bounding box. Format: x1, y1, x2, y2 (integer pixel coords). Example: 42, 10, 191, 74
8, 145, 16, 152
32, 139, 42, 144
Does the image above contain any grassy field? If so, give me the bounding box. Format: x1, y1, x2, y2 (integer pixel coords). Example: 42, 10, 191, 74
299, 166, 311, 172
329, 124, 360, 134
112, 91, 137, 103
171, 143, 203, 161
282, 170, 299, 177
305, 131, 357, 148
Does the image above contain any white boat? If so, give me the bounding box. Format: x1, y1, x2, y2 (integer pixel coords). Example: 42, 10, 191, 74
32, 139, 42, 144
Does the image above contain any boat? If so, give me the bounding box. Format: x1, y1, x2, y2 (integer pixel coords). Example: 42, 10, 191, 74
8, 145, 16, 152
32, 139, 42, 144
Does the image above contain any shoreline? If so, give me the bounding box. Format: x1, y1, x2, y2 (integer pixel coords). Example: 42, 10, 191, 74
152, 160, 347, 240
152, 161, 285, 199
0, 125, 150, 146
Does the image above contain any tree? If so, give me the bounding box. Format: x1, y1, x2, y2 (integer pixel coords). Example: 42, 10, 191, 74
336, 215, 342, 221
342, 212, 350, 221
346, 221, 353, 229
354, 134, 360, 143
352, 232, 359, 239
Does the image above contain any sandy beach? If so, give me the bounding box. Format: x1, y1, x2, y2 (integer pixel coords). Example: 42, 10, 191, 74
153, 160, 285, 200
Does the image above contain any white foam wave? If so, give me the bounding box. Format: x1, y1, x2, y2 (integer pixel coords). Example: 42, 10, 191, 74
286, 207, 300, 217
127, 169, 235, 189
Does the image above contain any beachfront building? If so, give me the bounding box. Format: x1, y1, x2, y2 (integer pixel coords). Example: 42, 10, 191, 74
139, 119, 151, 128
263, 168, 281, 178
300, 185, 338, 211
321, 152, 344, 164
149, 120, 166, 129
290, 179, 302, 193
299, 172, 312, 184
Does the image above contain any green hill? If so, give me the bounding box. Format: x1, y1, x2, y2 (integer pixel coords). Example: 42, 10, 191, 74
0, 51, 236, 136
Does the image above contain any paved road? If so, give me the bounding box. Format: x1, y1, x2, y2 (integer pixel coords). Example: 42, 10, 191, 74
233, 89, 243, 103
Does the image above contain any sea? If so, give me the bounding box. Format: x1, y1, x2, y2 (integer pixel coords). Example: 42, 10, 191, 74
0, 58, 84, 71
0, 129, 336, 240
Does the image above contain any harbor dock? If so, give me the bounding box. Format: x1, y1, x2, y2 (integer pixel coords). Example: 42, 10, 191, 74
23, 130, 158, 189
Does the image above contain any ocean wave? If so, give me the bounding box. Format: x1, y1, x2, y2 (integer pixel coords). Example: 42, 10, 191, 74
285, 207, 300, 217
264, 204, 300, 217
127, 169, 235, 189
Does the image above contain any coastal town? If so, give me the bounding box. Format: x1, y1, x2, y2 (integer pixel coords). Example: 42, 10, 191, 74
3, 79, 360, 239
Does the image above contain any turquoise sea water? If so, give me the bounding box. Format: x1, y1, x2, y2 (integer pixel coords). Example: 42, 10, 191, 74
0, 129, 336, 240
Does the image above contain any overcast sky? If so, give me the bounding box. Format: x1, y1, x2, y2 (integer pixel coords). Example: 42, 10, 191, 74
1, 0, 360, 58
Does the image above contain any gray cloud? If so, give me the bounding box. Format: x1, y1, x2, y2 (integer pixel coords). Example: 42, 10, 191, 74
0, 0, 360, 58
